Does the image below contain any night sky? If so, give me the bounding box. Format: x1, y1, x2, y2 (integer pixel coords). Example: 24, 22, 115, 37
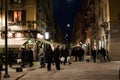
53, 0, 82, 42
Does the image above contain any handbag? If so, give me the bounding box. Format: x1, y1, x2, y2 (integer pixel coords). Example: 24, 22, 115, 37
60, 57, 65, 62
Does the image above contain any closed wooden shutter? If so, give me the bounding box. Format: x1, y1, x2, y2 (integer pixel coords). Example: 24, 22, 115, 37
22, 10, 26, 25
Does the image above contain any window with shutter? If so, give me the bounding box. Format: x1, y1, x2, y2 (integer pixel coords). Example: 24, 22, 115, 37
8, 10, 26, 25
14, 10, 22, 23
8, 11, 14, 23
22, 10, 26, 25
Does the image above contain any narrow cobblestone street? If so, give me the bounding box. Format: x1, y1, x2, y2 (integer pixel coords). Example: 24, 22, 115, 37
17, 61, 120, 80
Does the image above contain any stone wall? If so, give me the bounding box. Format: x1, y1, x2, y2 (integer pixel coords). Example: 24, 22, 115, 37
110, 21, 120, 60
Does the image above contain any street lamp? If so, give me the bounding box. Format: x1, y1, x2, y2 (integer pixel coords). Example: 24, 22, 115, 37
3, 0, 10, 78
67, 24, 70, 27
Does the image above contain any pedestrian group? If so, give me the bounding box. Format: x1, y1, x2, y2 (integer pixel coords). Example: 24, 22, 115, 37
5, 44, 110, 71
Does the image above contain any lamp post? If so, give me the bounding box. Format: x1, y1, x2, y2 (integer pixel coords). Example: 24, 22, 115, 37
3, 0, 10, 78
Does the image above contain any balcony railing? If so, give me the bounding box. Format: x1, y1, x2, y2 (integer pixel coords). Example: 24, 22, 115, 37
9, 0, 25, 8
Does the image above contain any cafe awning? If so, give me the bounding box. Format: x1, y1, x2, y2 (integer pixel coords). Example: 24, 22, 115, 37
36, 38, 66, 47
0, 38, 28, 48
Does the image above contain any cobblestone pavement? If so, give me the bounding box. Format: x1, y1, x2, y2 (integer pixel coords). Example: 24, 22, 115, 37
17, 61, 120, 80
1, 62, 39, 80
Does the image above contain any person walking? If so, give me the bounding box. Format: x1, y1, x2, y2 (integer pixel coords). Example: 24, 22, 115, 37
27, 47, 34, 67
38, 46, 45, 68
91, 48, 97, 63
99, 47, 106, 62
72, 47, 79, 61
63, 46, 69, 65
67, 48, 72, 64
8, 48, 14, 67
21, 48, 27, 67
45, 44, 53, 71
59, 47, 65, 64
53, 46, 61, 70
78, 47, 85, 61
106, 50, 110, 62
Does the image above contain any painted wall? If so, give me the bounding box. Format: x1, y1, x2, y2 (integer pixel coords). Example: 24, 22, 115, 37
109, 0, 120, 60
109, 0, 120, 21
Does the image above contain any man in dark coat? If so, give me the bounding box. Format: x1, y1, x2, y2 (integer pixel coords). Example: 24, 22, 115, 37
100, 47, 106, 62
21, 48, 27, 67
91, 48, 97, 63
53, 46, 61, 70
27, 48, 34, 67
45, 44, 53, 71
63, 46, 69, 65
8, 48, 14, 67
78, 47, 85, 61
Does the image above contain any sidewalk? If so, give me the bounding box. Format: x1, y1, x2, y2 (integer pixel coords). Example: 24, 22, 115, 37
19, 61, 120, 80
0, 61, 120, 80
0, 62, 39, 80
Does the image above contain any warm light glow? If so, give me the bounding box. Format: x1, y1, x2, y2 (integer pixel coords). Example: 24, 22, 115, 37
15, 33, 22, 38
99, 41, 101, 49
8, 32, 13, 37
28, 40, 32, 43
82, 44, 86, 49
0, 19, 1, 26
45, 32, 49, 39
14, 11, 21, 22
37, 33, 44, 39
0, 32, 1, 38
0, 18, 5, 26
14, 11, 17, 18
9, 25, 22, 30
80, 42, 82, 44
86, 38, 90, 44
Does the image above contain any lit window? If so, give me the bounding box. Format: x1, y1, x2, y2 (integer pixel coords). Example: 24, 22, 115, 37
14, 11, 21, 23
15, 33, 22, 38
8, 32, 13, 38
9, 10, 26, 25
